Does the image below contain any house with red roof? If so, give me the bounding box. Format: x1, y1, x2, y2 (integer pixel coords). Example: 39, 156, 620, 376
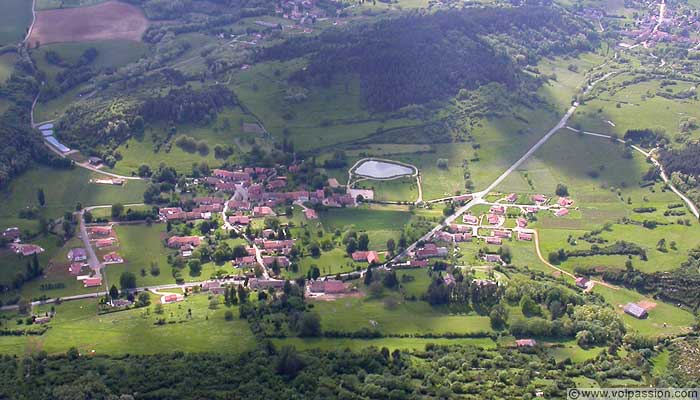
485, 236, 502, 245
505, 193, 518, 203
69, 263, 84, 275
525, 206, 539, 214
517, 232, 533, 241
490, 205, 506, 215
575, 277, 590, 289
227, 200, 251, 210
532, 194, 547, 204
162, 293, 184, 304
167, 236, 201, 249
228, 215, 251, 225
262, 256, 290, 268
493, 230, 511, 238
83, 276, 102, 287
309, 279, 345, 294
516, 339, 537, 347
304, 208, 318, 219
516, 218, 528, 228
95, 238, 116, 248
351, 251, 379, 264
234, 256, 257, 267
463, 214, 479, 225
87, 226, 112, 237
327, 178, 340, 188
253, 206, 275, 217
415, 243, 448, 259
554, 208, 569, 217
557, 197, 574, 207
487, 214, 501, 225
103, 252, 123, 263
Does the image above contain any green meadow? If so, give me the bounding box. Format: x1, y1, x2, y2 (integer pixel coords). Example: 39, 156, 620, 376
0, 0, 32, 45
0, 294, 254, 356
310, 297, 493, 335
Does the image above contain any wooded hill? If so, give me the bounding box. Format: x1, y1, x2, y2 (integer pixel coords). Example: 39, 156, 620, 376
263, 6, 598, 112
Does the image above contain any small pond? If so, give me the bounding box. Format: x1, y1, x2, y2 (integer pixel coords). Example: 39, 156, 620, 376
354, 160, 415, 179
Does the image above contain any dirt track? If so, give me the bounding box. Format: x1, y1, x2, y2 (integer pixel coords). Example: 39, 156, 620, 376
27, 1, 147, 46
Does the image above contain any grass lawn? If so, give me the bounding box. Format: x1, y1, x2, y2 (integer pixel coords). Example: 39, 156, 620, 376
273, 337, 496, 352
0, 0, 32, 45
319, 204, 413, 251
0, 166, 148, 233
0, 294, 254, 356
546, 342, 607, 363
107, 224, 173, 288
355, 177, 418, 203
593, 285, 695, 338
310, 296, 493, 335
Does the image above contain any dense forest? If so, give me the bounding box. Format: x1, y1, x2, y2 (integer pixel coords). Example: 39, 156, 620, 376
263, 6, 598, 111
0, 48, 62, 187
0, 341, 675, 400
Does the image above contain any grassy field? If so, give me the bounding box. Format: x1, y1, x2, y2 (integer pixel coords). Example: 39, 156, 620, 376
273, 337, 496, 352
36, 0, 110, 10
355, 177, 418, 202
0, 294, 254, 356
0, 166, 147, 234
310, 297, 493, 335
109, 106, 257, 175
228, 60, 421, 151
107, 224, 173, 288
594, 285, 695, 338
319, 204, 414, 251
570, 77, 700, 144
0, 53, 17, 83
0, 0, 32, 46
32, 40, 148, 122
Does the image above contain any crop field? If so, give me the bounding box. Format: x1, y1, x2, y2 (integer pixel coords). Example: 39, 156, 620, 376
310, 297, 493, 335
0, 0, 32, 46
0, 295, 254, 356
228, 60, 421, 151
28, 1, 148, 46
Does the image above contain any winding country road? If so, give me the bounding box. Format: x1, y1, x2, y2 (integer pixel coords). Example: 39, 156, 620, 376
564, 126, 699, 219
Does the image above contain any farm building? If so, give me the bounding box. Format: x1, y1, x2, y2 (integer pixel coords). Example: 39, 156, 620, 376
505, 193, 518, 202
463, 214, 479, 225
11, 243, 45, 256
516, 339, 537, 347
167, 236, 201, 249
517, 232, 533, 241
557, 197, 574, 207
532, 194, 547, 204
485, 236, 502, 245
2, 227, 20, 241
623, 303, 648, 319
249, 278, 286, 290
575, 277, 590, 289
554, 208, 569, 217
352, 251, 379, 264
83, 276, 102, 287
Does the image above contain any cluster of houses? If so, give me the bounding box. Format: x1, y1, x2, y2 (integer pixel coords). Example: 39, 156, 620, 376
87, 225, 124, 263
159, 197, 225, 222
66, 248, 102, 288
4, 227, 45, 257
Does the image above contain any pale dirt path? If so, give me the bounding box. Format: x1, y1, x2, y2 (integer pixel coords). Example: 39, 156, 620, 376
564, 127, 699, 219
